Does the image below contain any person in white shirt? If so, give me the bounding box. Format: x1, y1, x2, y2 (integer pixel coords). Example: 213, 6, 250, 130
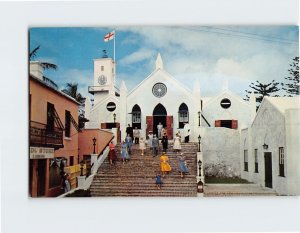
183, 122, 191, 143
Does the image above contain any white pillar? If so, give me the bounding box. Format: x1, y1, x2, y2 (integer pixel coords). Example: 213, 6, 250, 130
120, 80, 128, 141
91, 154, 98, 174
77, 176, 86, 189
111, 128, 118, 144
285, 109, 300, 195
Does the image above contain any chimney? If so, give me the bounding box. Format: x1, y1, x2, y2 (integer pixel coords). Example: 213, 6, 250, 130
30, 61, 43, 80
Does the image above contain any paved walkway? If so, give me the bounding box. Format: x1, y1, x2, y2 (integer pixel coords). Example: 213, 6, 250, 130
204, 184, 277, 197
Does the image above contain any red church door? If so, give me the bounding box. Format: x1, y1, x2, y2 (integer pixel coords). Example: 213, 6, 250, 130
166, 115, 173, 140
146, 116, 153, 139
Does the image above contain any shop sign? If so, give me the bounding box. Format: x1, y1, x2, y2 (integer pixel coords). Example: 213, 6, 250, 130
30, 147, 54, 159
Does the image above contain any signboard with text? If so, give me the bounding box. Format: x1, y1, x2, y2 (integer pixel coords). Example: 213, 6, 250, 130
30, 147, 54, 159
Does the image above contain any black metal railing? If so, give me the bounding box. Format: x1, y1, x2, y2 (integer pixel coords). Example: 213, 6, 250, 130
30, 121, 64, 149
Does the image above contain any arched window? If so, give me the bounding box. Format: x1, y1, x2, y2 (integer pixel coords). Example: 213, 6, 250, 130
153, 103, 167, 116
132, 104, 141, 129
178, 103, 189, 128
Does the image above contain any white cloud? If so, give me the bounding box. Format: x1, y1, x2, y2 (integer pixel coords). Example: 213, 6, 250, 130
119, 48, 156, 66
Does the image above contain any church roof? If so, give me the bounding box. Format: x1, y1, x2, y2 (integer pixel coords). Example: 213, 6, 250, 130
127, 68, 193, 98
263, 96, 300, 114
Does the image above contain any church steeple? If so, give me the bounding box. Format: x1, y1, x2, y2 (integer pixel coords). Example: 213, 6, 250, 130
155, 53, 163, 70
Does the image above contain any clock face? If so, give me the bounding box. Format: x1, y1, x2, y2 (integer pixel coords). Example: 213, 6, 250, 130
98, 75, 107, 85
152, 83, 167, 98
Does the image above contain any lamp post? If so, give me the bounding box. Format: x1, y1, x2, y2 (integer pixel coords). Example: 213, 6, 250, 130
197, 179, 204, 193
80, 160, 84, 176
198, 159, 202, 176
92, 137, 97, 154
113, 113, 116, 123
263, 143, 268, 150
198, 134, 201, 152
198, 111, 200, 126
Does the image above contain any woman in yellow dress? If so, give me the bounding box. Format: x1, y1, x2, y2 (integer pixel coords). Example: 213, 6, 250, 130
160, 152, 171, 177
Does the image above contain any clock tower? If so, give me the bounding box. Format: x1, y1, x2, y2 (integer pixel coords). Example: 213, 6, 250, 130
89, 50, 116, 104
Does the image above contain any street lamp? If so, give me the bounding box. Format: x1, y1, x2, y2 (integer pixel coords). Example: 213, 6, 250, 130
113, 113, 116, 123
80, 160, 84, 176
198, 159, 202, 176
92, 137, 97, 154
262, 143, 268, 150
198, 111, 200, 126
198, 134, 201, 152
197, 179, 204, 193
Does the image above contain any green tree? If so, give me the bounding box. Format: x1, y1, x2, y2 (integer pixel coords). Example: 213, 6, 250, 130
29, 45, 58, 70
244, 80, 281, 109
283, 56, 299, 96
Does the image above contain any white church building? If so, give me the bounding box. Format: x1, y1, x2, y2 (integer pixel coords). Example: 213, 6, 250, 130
83, 51, 299, 195
85, 52, 255, 142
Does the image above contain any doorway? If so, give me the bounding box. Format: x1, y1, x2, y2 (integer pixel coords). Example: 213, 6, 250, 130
153, 104, 167, 137
37, 159, 46, 196
264, 152, 272, 188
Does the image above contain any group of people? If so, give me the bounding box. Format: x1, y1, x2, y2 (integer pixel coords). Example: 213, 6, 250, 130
155, 152, 189, 189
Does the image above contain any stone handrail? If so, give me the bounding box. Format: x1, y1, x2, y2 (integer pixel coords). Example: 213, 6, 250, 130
58, 142, 111, 197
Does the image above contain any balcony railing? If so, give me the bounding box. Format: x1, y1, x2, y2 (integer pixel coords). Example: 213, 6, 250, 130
30, 121, 64, 149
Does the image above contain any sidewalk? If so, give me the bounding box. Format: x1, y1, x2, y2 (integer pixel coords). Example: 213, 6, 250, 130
204, 183, 277, 197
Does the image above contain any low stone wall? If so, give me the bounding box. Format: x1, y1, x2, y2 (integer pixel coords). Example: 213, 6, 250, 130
202, 127, 240, 178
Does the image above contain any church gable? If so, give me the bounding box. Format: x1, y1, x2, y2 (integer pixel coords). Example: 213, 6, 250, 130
127, 68, 193, 101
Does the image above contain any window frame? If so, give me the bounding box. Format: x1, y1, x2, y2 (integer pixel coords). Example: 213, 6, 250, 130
254, 149, 258, 173
244, 149, 248, 172
65, 110, 71, 138
279, 147, 285, 177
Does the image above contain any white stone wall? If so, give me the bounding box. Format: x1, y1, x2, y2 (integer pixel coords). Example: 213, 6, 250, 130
87, 95, 120, 129
241, 99, 300, 195
202, 127, 241, 177
202, 91, 252, 129
285, 108, 300, 195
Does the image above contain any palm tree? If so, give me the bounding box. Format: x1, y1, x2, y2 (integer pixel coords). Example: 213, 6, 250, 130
29, 45, 58, 70
62, 83, 85, 103
62, 82, 89, 130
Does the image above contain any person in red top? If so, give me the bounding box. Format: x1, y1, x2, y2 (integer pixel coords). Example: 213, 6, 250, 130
109, 141, 117, 165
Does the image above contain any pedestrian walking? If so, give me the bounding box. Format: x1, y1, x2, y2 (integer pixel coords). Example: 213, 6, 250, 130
126, 124, 133, 140
157, 122, 163, 139
133, 127, 140, 144
139, 137, 146, 155
160, 152, 171, 177
108, 141, 117, 165
161, 127, 167, 138
178, 153, 189, 178
121, 140, 130, 164
183, 122, 191, 143
61, 173, 71, 193
125, 134, 133, 155
161, 132, 168, 152
173, 133, 182, 152
152, 134, 159, 157
148, 131, 153, 152
155, 173, 163, 190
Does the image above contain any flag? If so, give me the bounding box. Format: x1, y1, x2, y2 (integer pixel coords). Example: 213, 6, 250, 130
104, 31, 115, 42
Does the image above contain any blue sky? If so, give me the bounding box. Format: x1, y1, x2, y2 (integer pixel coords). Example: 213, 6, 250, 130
29, 26, 299, 99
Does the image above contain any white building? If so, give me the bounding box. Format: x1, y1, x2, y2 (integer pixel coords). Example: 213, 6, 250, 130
240, 97, 300, 195
85, 52, 254, 143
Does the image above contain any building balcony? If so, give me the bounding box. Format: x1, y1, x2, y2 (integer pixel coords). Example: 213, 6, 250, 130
88, 86, 120, 96
30, 121, 64, 150
88, 86, 109, 94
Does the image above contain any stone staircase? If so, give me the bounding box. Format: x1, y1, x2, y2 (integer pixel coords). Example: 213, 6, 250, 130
90, 142, 198, 197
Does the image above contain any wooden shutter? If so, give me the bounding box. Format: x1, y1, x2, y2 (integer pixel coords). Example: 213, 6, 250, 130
232, 120, 238, 129
166, 115, 173, 140
146, 116, 153, 139
215, 120, 221, 127
101, 123, 106, 129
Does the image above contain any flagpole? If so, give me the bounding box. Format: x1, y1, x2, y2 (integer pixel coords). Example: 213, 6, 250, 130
113, 30, 116, 85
